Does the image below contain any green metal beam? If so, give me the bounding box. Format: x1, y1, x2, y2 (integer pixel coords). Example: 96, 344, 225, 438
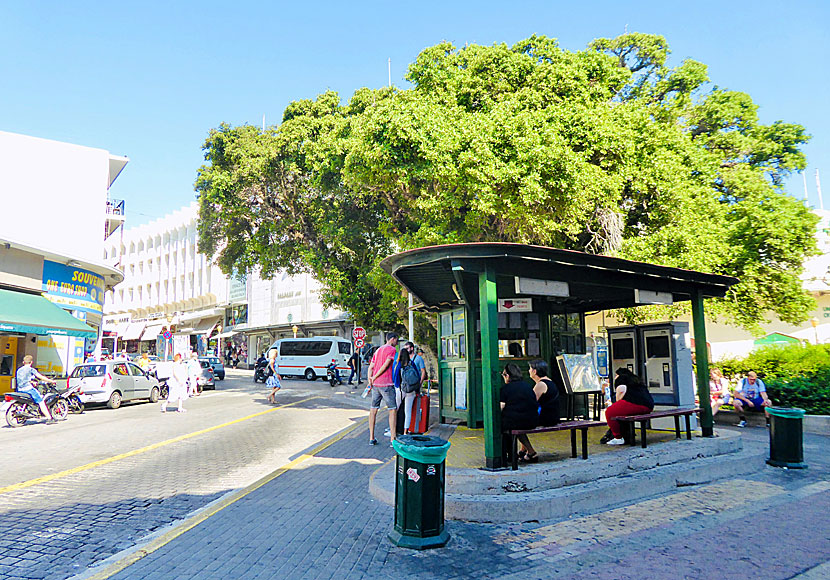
478, 262, 503, 469
691, 289, 713, 437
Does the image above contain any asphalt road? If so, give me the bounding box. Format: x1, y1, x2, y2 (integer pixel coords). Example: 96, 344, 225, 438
0, 370, 371, 580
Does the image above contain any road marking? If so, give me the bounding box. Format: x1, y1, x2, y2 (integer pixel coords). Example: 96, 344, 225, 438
76, 416, 369, 580
0, 396, 320, 496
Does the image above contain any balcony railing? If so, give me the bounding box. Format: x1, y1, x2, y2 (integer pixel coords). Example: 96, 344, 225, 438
106, 198, 125, 216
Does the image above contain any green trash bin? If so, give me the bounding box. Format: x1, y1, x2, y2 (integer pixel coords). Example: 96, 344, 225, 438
767, 407, 807, 469
389, 434, 451, 550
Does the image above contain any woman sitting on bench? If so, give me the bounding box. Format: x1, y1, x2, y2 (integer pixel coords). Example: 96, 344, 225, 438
513, 359, 562, 463
500, 363, 539, 463
604, 368, 654, 446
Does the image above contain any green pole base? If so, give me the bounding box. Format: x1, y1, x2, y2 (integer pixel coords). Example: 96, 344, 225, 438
766, 458, 808, 469
388, 529, 450, 550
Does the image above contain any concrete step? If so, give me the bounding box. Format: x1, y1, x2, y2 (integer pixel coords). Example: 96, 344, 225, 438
369, 430, 766, 524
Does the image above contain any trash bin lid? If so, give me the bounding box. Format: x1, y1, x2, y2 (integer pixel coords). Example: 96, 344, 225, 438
393, 435, 451, 463
767, 407, 806, 419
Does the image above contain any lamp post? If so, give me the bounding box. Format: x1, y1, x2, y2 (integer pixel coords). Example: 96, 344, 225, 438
292, 325, 299, 338
811, 318, 819, 345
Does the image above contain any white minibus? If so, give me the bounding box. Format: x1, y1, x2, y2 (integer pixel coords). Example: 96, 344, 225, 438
267, 337, 352, 381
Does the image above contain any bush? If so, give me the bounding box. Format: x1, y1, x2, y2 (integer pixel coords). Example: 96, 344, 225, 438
716, 343, 830, 415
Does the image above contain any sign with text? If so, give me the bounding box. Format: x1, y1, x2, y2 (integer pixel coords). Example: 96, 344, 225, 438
497, 298, 532, 313
42, 260, 105, 314
352, 327, 366, 341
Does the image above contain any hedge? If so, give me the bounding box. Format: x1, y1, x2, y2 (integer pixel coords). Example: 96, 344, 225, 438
716, 343, 830, 415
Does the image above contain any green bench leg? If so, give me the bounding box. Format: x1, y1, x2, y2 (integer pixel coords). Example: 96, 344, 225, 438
640, 421, 647, 449
581, 428, 588, 459
685, 414, 692, 440
571, 429, 577, 458
674, 415, 681, 438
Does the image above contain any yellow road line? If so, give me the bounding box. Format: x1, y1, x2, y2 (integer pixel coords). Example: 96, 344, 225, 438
83, 416, 369, 580
0, 396, 320, 496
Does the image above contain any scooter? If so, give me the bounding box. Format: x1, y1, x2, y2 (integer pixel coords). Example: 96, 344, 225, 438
326, 361, 342, 388
41, 381, 84, 414
4, 386, 68, 427
254, 359, 269, 383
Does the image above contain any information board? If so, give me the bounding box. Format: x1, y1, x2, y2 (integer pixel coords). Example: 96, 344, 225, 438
557, 354, 602, 393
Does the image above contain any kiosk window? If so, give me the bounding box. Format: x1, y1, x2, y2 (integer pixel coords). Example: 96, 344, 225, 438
440, 308, 466, 360
613, 338, 635, 359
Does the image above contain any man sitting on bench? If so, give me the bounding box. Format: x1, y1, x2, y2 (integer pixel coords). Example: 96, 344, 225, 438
604, 368, 654, 445
733, 371, 772, 428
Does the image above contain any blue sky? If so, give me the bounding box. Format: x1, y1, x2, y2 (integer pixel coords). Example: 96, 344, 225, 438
2, 1, 828, 226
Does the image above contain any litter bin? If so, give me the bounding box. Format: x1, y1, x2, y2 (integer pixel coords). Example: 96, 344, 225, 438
767, 407, 807, 469
389, 434, 451, 549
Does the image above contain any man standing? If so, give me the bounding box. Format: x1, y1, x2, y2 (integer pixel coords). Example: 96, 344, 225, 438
15, 355, 57, 423
733, 371, 772, 427
347, 350, 361, 387
186, 352, 202, 397
367, 332, 398, 446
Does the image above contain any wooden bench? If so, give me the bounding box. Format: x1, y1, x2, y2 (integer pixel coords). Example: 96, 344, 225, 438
615, 407, 699, 449
507, 420, 607, 470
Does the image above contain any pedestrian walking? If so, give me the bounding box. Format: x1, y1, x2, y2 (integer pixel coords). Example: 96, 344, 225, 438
161, 353, 188, 413
266, 349, 282, 403
186, 352, 202, 397
347, 350, 361, 386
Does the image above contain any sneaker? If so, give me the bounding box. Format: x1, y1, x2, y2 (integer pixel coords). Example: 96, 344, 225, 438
369, 439, 378, 446
736, 420, 747, 428
606, 438, 626, 445
383, 428, 391, 436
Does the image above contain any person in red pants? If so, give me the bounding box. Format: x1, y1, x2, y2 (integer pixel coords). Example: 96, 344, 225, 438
604, 368, 654, 445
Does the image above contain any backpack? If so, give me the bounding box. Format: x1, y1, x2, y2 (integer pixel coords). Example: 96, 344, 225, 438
401, 363, 421, 393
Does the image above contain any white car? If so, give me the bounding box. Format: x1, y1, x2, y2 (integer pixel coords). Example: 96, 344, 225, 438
68, 361, 161, 409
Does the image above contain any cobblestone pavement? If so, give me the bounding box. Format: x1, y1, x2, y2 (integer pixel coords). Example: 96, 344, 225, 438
105, 423, 830, 580
0, 372, 370, 580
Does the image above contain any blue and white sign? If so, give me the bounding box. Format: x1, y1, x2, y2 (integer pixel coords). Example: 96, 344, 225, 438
42, 260, 105, 315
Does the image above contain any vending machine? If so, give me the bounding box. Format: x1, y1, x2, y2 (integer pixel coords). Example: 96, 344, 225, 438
606, 322, 694, 408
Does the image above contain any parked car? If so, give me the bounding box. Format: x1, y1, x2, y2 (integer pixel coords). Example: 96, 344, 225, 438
267, 337, 351, 381
200, 356, 225, 380
197, 360, 216, 390
67, 360, 161, 409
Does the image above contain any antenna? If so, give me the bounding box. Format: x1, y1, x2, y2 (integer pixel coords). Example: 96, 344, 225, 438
388, 58, 392, 88
817, 169, 825, 211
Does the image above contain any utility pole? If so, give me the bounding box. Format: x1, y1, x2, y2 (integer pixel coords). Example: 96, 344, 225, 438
817, 169, 824, 211
803, 171, 810, 202
388, 58, 392, 88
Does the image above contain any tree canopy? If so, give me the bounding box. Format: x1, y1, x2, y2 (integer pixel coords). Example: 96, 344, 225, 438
196, 33, 816, 334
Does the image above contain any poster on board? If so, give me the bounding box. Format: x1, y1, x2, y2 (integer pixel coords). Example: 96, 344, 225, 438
557, 354, 602, 393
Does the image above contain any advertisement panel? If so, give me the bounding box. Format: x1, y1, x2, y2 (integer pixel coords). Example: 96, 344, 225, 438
42, 260, 105, 315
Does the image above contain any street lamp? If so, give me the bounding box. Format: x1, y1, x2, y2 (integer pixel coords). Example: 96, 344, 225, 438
292, 325, 299, 338
811, 318, 820, 345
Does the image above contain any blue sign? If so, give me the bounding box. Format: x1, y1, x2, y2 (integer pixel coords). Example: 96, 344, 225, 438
42, 260, 105, 315
595, 345, 609, 378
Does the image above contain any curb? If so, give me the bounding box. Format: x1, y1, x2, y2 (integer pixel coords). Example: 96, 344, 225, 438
69, 416, 368, 580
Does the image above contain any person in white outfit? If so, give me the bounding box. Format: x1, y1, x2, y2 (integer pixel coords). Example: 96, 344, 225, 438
161, 354, 189, 413
186, 352, 202, 397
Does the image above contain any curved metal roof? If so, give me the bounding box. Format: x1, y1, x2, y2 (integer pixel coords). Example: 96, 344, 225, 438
380, 242, 739, 312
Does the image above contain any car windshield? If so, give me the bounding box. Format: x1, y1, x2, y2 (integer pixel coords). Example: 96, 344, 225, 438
208, 358, 220, 364
200, 361, 211, 369
71, 365, 106, 378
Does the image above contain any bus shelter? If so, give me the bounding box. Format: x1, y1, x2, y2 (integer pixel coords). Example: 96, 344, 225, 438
380, 243, 738, 469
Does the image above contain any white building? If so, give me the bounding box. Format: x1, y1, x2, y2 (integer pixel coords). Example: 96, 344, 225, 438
0, 131, 126, 389
103, 202, 351, 364
102, 202, 229, 355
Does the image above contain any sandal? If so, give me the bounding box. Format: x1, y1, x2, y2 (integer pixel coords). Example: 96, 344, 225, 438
517, 450, 527, 460
520, 452, 539, 463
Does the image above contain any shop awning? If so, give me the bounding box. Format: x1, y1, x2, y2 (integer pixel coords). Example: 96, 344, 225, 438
140, 324, 165, 341
122, 322, 146, 341
0, 288, 96, 339
194, 317, 220, 337
214, 330, 239, 339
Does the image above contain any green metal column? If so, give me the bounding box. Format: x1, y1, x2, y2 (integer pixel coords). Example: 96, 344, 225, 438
478, 263, 502, 469
691, 289, 713, 437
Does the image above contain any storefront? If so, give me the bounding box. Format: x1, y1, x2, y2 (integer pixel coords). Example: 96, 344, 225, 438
381, 243, 738, 468
0, 288, 97, 393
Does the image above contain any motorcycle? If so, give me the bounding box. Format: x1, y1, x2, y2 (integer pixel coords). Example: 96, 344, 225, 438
254, 359, 269, 383
4, 385, 68, 427
40, 381, 84, 414
326, 361, 342, 388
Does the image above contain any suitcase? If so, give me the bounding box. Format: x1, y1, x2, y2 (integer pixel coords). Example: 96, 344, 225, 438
408, 393, 430, 434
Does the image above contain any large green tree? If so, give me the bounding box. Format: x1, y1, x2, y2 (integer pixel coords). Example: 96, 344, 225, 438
196, 33, 816, 333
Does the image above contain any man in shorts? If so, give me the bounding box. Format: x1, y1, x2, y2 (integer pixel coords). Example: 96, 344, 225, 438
733, 371, 772, 427
15, 355, 57, 423
368, 332, 398, 446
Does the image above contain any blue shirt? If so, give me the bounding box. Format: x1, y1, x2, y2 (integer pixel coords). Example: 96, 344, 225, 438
412, 354, 426, 379
737, 377, 766, 399
15, 365, 37, 391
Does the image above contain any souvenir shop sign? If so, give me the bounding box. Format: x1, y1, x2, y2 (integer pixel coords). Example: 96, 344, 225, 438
42, 260, 105, 315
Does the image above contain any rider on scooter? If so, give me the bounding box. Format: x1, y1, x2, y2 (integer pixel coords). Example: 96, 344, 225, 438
15, 355, 57, 423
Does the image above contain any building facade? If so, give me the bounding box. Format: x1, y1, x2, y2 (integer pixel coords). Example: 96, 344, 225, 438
0, 131, 126, 390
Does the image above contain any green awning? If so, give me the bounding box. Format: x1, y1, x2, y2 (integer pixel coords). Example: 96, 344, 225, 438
0, 288, 97, 339
754, 333, 802, 347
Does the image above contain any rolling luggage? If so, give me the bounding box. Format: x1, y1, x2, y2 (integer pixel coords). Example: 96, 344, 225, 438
408, 392, 430, 434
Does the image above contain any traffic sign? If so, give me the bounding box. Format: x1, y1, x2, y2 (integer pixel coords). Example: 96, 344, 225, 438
352, 327, 366, 340
354, 338, 365, 349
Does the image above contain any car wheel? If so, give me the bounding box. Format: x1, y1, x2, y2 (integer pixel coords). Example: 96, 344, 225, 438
107, 391, 122, 409
304, 368, 316, 381
149, 387, 160, 403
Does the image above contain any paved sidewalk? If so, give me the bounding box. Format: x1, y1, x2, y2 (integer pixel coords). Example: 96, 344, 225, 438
94, 422, 830, 580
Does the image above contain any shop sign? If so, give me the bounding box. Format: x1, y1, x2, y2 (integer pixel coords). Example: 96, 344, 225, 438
497, 298, 532, 313
42, 260, 105, 315
229, 275, 248, 304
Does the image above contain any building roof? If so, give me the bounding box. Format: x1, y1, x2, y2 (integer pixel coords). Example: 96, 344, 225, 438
380, 243, 739, 312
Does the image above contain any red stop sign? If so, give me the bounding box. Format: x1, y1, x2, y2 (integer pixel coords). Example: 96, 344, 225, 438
352, 327, 366, 341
